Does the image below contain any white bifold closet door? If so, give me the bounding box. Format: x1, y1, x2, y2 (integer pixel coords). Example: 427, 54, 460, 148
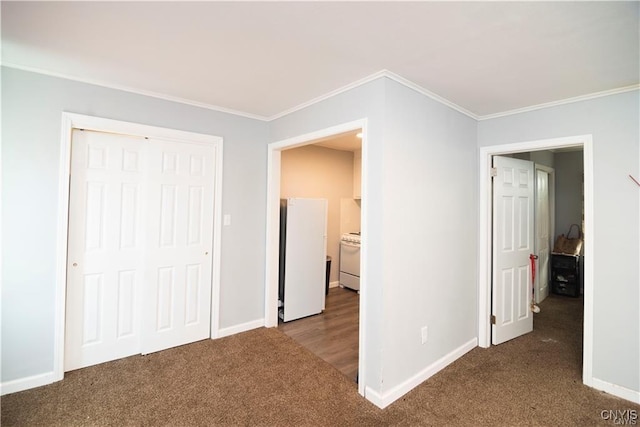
65, 129, 215, 371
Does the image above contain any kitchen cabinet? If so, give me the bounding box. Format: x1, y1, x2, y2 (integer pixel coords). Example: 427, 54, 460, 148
353, 149, 361, 199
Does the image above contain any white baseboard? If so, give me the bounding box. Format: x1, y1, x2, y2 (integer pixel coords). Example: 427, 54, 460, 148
591, 377, 640, 404
1, 371, 58, 396
215, 318, 265, 339
364, 385, 386, 409
329, 281, 340, 288
365, 337, 478, 409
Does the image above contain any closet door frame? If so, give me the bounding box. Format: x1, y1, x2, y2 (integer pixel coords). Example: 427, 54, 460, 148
54, 112, 223, 382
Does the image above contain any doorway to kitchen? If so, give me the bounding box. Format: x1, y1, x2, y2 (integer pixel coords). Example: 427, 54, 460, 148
478, 135, 594, 389
265, 119, 367, 396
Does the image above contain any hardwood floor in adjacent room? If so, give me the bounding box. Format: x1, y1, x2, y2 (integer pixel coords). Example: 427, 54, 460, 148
279, 286, 359, 383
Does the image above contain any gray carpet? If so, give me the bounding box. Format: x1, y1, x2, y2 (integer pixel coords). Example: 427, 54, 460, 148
2, 294, 638, 426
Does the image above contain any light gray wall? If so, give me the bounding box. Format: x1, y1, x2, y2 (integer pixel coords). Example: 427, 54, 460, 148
511, 152, 530, 161
271, 77, 478, 397
554, 151, 584, 240
1, 67, 269, 382
4, 64, 637, 403
511, 150, 555, 168
478, 90, 640, 394
530, 150, 555, 168
380, 79, 478, 392
270, 78, 387, 393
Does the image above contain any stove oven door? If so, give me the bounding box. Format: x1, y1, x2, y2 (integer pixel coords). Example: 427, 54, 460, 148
339, 240, 360, 291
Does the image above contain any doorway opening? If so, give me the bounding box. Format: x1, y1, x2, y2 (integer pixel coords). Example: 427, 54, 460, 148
265, 119, 367, 396
277, 130, 362, 382
478, 134, 595, 389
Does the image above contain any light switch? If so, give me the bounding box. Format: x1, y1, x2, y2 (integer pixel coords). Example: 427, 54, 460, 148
421, 326, 428, 344
223, 214, 231, 226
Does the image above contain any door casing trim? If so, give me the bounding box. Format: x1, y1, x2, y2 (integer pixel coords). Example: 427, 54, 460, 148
477, 135, 594, 388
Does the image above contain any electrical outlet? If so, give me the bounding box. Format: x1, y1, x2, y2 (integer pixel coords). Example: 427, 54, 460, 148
421, 326, 428, 344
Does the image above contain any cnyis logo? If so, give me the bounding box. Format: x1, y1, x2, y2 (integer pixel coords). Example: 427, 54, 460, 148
601, 409, 638, 425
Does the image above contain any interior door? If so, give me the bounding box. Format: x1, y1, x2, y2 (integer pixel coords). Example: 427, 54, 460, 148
66, 130, 147, 371
535, 168, 551, 304
141, 139, 216, 354
492, 156, 535, 345
282, 198, 327, 322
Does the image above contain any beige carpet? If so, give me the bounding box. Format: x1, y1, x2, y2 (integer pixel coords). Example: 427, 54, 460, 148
2, 294, 638, 426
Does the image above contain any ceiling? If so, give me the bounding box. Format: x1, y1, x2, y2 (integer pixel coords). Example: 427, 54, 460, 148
2, 2, 638, 120
313, 130, 362, 152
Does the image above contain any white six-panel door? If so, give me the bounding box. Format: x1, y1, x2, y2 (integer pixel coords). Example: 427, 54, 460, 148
492, 156, 535, 345
65, 130, 148, 370
65, 130, 215, 371
141, 139, 215, 354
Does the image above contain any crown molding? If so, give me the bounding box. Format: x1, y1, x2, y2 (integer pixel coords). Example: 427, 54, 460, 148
270, 69, 640, 122
266, 70, 390, 121
477, 84, 640, 121
381, 70, 479, 120
0, 62, 270, 122
267, 69, 479, 121
3, 62, 638, 124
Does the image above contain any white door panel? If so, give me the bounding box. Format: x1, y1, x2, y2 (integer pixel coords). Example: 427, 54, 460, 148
66, 130, 146, 371
66, 130, 216, 370
492, 156, 534, 345
141, 140, 215, 354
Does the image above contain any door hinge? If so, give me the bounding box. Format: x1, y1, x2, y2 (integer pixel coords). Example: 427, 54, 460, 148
490, 167, 498, 178
490, 315, 496, 325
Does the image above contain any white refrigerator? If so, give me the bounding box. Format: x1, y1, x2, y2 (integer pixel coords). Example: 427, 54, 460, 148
279, 198, 328, 322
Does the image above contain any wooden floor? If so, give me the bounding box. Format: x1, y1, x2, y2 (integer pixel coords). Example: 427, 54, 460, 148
278, 286, 359, 383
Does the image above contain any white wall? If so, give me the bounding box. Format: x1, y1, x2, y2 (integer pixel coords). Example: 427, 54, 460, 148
478, 90, 640, 396
1, 67, 269, 383
280, 145, 356, 283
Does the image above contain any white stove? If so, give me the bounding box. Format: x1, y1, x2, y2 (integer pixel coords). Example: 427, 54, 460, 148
339, 232, 361, 291
340, 232, 361, 244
